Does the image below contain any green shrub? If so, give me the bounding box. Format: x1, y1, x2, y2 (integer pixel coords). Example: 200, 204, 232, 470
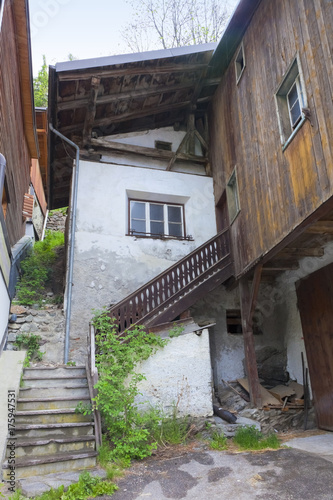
93, 309, 168, 463
16, 230, 64, 305
9, 472, 118, 500
233, 425, 280, 450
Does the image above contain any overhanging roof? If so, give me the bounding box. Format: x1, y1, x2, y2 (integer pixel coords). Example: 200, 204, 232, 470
48, 0, 263, 209
48, 43, 219, 208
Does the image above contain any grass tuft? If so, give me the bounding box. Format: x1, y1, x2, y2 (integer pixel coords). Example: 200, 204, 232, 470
233, 425, 280, 451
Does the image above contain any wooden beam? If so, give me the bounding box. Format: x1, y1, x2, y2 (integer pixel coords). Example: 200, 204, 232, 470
248, 264, 263, 326
89, 137, 208, 164
305, 221, 333, 234
82, 76, 100, 145
239, 269, 262, 408
166, 131, 191, 171
263, 261, 300, 271
59, 100, 192, 135
57, 78, 220, 112
57, 63, 209, 82
277, 247, 325, 258
187, 113, 195, 155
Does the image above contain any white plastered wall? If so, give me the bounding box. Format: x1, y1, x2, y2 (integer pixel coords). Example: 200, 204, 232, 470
70, 146, 216, 361
134, 329, 213, 417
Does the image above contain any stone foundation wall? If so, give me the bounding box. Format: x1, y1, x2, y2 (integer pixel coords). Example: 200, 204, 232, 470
46, 210, 67, 233
8, 304, 65, 363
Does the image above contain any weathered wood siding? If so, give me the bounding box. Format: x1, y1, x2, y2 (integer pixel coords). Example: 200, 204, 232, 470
209, 0, 333, 276
0, 1, 31, 247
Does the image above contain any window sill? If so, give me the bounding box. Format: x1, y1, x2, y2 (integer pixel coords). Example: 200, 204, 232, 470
126, 232, 193, 241
282, 116, 306, 152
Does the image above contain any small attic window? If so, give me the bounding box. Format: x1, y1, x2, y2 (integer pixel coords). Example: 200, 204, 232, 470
235, 43, 245, 84
155, 140, 172, 151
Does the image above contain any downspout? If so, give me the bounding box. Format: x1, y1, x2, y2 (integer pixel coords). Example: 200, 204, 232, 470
49, 124, 79, 364
41, 209, 49, 241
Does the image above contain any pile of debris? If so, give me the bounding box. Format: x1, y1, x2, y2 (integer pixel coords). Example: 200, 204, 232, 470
214, 378, 316, 435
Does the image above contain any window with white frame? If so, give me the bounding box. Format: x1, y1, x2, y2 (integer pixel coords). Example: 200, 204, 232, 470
129, 200, 187, 239
275, 57, 306, 145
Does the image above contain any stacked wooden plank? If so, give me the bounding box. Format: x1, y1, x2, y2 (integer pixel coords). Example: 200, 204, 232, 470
237, 378, 305, 410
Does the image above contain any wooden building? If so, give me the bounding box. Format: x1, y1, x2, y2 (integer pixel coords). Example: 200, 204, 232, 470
0, 0, 42, 351
208, 0, 333, 429
47, 0, 333, 429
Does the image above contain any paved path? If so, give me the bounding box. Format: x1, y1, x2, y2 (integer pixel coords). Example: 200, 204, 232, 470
105, 447, 333, 500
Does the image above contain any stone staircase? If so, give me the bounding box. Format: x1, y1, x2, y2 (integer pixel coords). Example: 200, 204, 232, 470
2, 365, 97, 480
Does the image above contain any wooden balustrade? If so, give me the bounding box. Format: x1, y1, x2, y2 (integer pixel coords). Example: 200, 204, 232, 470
108, 228, 232, 333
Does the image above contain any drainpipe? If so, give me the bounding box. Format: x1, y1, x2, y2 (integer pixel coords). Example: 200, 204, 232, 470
49, 124, 79, 364
41, 209, 49, 241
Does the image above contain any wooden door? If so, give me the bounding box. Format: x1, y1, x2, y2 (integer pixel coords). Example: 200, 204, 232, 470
296, 264, 333, 431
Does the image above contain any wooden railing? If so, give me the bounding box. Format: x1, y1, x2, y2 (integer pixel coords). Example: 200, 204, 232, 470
108, 228, 232, 333
87, 323, 102, 449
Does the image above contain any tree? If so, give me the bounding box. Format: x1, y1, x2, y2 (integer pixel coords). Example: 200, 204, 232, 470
33, 55, 48, 108
123, 0, 230, 52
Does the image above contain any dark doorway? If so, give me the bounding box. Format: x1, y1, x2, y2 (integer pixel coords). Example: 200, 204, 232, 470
216, 190, 229, 232
296, 263, 333, 431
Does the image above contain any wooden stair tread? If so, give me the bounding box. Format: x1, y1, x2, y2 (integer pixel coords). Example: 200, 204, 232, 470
25, 366, 85, 370
18, 396, 90, 402
19, 384, 89, 390
3, 450, 97, 468
8, 436, 95, 447
22, 375, 87, 380
14, 422, 94, 430
16, 408, 86, 416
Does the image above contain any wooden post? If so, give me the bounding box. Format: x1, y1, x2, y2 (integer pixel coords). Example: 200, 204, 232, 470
239, 264, 263, 407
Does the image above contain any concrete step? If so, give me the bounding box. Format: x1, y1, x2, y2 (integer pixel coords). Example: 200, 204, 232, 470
21, 376, 88, 388
6, 436, 96, 458
15, 409, 93, 425
2, 450, 98, 479
19, 385, 90, 399
13, 422, 95, 439
17, 396, 91, 411
24, 366, 86, 378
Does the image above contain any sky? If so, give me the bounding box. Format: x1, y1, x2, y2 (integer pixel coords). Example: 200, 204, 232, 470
28, 0, 239, 76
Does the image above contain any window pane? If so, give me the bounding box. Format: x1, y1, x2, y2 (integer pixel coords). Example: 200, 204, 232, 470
131, 219, 146, 234
288, 82, 298, 108
290, 99, 301, 126
150, 203, 163, 221
168, 205, 182, 223
169, 223, 182, 237
150, 221, 164, 235
131, 201, 145, 219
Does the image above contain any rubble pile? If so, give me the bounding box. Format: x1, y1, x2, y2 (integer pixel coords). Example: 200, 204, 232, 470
215, 379, 316, 435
